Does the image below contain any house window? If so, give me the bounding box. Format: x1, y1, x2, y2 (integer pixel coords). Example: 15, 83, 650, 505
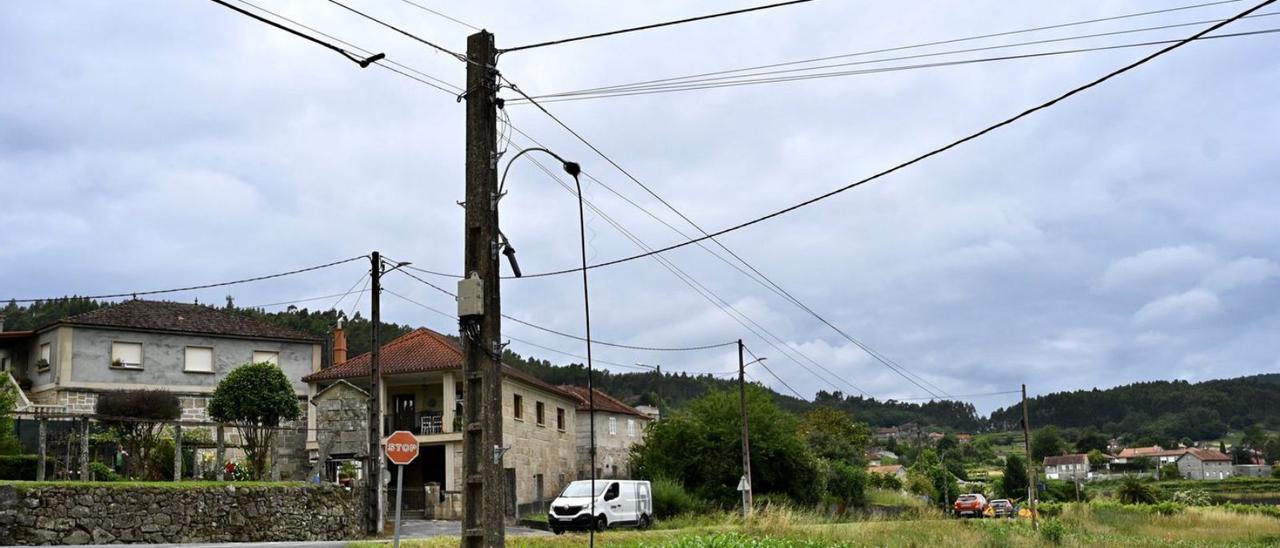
608, 417, 617, 435
628, 419, 636, 437
536, 401, 546, 426
513, 394, 524, 420
111, 342, 143, 369
1, 356, 9, 372
184, 346, 214, 373
38, 343, 51, 371
251, 350, 279, 365
556, 408, 566, 431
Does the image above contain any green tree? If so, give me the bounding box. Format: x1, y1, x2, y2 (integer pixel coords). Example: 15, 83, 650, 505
631, 386, 821, 505
96, 390, 181, 479
825, 460, 867, 507
208, 362, 300, 481
1158, 462, 1182, 480
1000, 454, 1029, 500
1116, 476, 1158, 504
1264, 437, 1280, 465
909, 448, 958, 508
1074, 429, 1110, 454
1087, 449, 1108, 468
798, 407, 870, 465
1241, 425, 1268, 452
1031, 426, 1067, 462
0, 378, 21, 454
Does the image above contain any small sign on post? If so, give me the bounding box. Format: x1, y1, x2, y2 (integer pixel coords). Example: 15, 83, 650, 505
385, 431, 419, 548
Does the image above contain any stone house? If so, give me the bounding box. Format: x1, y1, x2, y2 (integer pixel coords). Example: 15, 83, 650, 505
556, 385, 651, 480
1175, 448, 1233, 480
303, 327, 584, 519
867, 464, 907, 481
0, 300, 322, 479
1043, 454, 1090, 480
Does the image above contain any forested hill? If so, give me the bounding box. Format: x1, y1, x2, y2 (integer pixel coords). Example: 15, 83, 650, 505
988, 374, 1280, 441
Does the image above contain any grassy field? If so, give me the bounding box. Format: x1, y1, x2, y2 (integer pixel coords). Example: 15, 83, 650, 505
355, 503, 1280, 547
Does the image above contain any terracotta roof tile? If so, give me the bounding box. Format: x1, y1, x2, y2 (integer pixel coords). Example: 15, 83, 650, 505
1043, 454, 1089, 467
1179, 448, 1232, 462
56, 300, 320, 342
556, 385, 648, 418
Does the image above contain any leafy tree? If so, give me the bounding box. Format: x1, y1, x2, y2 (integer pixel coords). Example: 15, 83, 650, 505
1241, 425, 1268, 452
0, 379, 21, 455
936, 433, 958, 454
631, 386, 821, 505
1116, 476, 1158, 504
1031, 426, 1067, 462
1000, 454, 1029, 500
909, 449, 958, 508
798, 407, 870, 465
1074, 429, 1110, 454
1158, 463, 1182, 480
1086, 449, 1109, 468
1130, 456, 1154, 473
824, 460, 867, 507
209, 362, 300, 481
1219, 441, 1228, 454
1264, 437, 1280, 465
96, 390, 181, 478
1272, 467, 1280, 480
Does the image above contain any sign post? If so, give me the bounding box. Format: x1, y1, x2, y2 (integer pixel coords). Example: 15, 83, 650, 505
385, 431, 420, 548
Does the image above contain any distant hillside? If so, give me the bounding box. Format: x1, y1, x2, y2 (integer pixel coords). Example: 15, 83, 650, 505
988, 374, 1280, 442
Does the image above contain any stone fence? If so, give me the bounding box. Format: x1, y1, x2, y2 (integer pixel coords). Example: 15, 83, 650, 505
0, 483, 363, 545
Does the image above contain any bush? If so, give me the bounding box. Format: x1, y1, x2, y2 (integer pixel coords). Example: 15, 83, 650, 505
88, 461, 122, 481
824, 460, 866, 507
1116, 476, 1159, 504
1273, 467, 1280, 479
96, 389, 181, 478
0, 454, 38, 480
1169, 489, 1211, 506
867, 472, 902, 491
1039, 519, 1067, 544
1149, 501, 1184, 516
652, 477, 702, 519
1037, 501, 1064, 517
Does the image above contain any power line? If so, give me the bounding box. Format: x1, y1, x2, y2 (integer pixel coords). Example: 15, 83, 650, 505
208, 0, 385, 67
325, 0, 469, 62
746, 345, 806, 400
242, 273, 369, 309
233, 0, 462, 94
512, 25, 1280, 104
892, 390, 1022, 402
510, 1, 1274, 278
503, 85, 938, 398
397, 0, 481, 32
499, 0, 817, 54
390, 266, 738, 354
519, 0, 1248, 100
381, 287, 646, 371
4, 255, 368, 304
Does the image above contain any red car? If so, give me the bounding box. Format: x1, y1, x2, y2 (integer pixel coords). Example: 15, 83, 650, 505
953, 494, 988, 518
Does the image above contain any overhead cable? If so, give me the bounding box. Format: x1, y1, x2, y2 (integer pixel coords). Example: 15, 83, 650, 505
4, 255, 369, 304
326, 0, 469, 62
397, 0, 481, 31
500, 0, 817, 53
208, 0, 386, 67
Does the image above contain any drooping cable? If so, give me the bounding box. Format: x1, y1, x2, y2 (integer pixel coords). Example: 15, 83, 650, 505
208, 0, 385, 67
326, 0, 470, 62
397, 0, 481, 31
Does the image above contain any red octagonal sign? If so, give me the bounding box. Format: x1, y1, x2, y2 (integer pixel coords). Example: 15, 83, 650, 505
385, 430, 420, 465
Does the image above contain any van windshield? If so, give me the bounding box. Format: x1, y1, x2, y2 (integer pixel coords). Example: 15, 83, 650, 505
561, 481, 609, 498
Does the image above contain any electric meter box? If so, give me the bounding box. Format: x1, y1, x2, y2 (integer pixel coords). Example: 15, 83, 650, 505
457, 272, 484, 317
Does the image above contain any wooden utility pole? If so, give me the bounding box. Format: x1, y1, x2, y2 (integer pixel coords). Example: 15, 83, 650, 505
1021, 383, 1037, 530
738, 339, 753, 518
461, 30, 504, 548
368, 250, 384, 534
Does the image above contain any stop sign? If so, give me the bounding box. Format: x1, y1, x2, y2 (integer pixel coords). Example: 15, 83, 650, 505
385, 430, 420, 465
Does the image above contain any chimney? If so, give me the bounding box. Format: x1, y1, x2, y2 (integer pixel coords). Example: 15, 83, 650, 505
332, 318, 348, 365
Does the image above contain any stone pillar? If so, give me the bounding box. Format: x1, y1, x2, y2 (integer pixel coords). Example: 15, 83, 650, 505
173, 423, 182, 481
424, 482, 441, 520
216, 425, 226, 481
442, 373, 456, 433
37, 418, 47, 481
79, 417, 90, 480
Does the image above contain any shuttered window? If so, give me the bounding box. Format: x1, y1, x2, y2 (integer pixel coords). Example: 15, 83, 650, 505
185, 346, 214, 373
252, 350, 279, 365
111, 342, 143, 368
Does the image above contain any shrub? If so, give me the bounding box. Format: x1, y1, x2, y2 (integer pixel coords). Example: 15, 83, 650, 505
1037, 501, 1064, 517
209, 362, 300, 481
1116, 475, 1159, 504
0, 454, 38, 480
867, 472, 902, 491
88, 461, 122, 481
652, 477, 702, 518
824, 460, 867, 507
1039, 519, 1067, 544
1273, 467, 1280, 479
1149, 501, 1183, 516
1169, 489, 1211, 506
96, 389, 181, 478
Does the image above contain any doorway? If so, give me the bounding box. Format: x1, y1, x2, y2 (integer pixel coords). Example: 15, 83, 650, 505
393, 394, 416, 432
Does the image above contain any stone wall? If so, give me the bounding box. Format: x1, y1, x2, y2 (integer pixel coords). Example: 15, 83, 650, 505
0, 483, 362, 545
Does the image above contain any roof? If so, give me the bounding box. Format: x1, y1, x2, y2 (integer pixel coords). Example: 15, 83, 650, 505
53, 300, 321, 343
1044, 454, 1089, 467
868, 465, 905, 475
1116, 446, 1171, 458
302, 328, 578, 401
1177, 448, 1232, 463
556, 385, 649, 418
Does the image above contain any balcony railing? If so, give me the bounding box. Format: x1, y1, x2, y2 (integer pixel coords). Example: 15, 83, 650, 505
385, 411, 453, 436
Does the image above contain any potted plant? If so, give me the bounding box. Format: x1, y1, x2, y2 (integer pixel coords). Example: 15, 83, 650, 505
34, 358, 49, 371
111, 358, 124, 368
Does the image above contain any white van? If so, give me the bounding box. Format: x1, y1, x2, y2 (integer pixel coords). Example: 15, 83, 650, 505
547, 479, 653, 533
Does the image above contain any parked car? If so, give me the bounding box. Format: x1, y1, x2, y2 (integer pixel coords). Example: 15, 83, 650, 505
548, 480, 653, 534
989, 499, 1015, 518
953, 493, 988, 518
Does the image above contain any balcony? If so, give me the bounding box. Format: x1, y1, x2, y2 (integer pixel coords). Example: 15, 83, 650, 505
384, 412, 464, 438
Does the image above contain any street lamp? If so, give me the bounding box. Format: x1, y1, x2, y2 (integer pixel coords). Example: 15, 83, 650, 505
498, 147, 601, 543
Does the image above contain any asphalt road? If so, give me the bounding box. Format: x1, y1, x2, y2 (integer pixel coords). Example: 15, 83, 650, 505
53, 520, 551, 548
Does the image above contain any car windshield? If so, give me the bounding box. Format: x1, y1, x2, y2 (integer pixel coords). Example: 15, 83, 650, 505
958, 495, 977, 501
560, 481, 608, 498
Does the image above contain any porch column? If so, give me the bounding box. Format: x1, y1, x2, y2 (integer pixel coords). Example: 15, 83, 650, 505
441, 373, 456, 433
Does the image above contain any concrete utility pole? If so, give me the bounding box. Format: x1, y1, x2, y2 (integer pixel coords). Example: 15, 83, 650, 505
738, 339, 753, 518
1021, 383, 1037, 530
368, 250, 384, 534
461, 30, 504, 548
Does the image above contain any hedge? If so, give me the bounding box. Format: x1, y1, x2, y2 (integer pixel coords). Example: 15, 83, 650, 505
0, 455, 38, 480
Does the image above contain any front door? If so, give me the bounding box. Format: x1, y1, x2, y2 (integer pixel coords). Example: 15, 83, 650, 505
393, 394, 416, 432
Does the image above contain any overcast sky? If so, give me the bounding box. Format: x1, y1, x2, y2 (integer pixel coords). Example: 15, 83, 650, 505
2, 1, 1277, 413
